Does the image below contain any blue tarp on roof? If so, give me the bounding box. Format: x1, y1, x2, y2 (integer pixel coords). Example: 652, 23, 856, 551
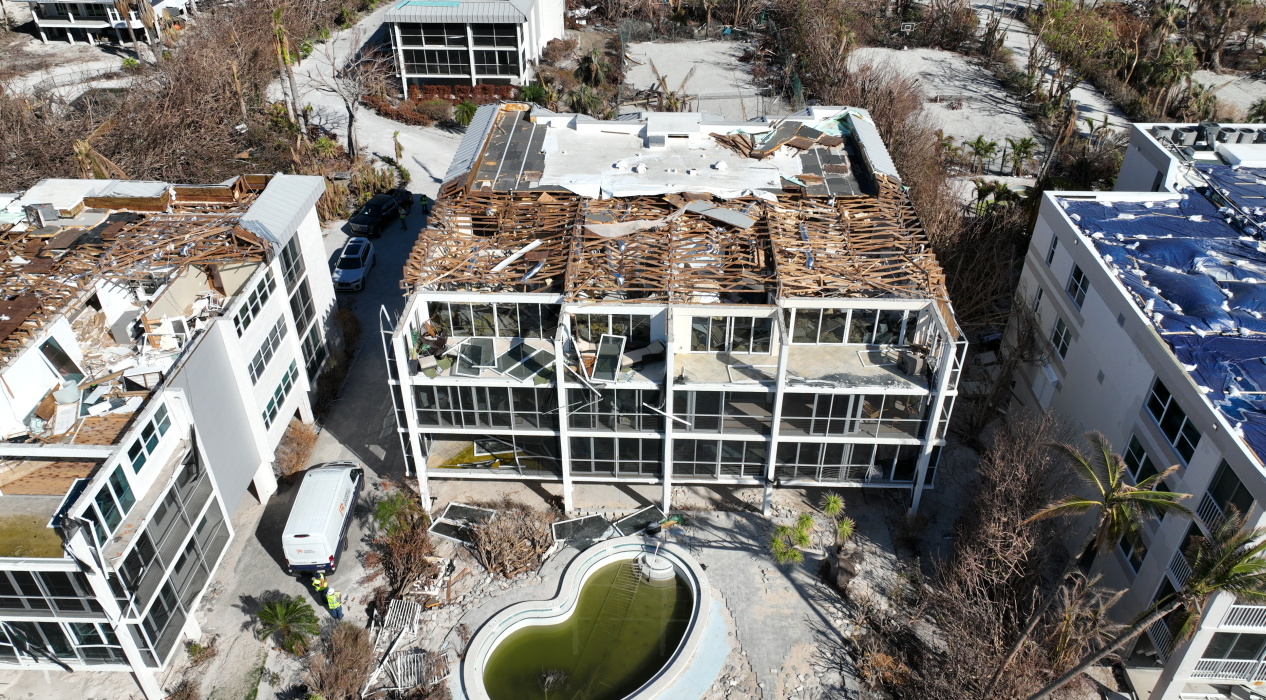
1060, 190, 1266, 459
1197, 164, 1266, 228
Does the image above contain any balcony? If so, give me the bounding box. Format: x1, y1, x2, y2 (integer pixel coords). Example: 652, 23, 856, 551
1221, 605, 1266, 629
1197, 492, 1227, 531
1169, 547, 1193, 588
1147, 616, 1175, 662
1190, 658, 1266, 683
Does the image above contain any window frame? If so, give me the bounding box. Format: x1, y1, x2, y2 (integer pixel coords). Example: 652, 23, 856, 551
1146, 379, 1201, 463
1046, 234, 1059, 265
232, 270, 276, 336
127, 403, 171, 472
262, 361, 299, 429
787, 308, 910, 346
688, 315, 775, 354
1051, 316, 1071, 358
1067, 264, 1089, 308
248, 316, 289, 384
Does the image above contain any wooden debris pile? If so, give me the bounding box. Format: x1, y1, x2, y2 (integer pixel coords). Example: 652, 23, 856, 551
0, 206, 267, 368
709, 123, 846, 160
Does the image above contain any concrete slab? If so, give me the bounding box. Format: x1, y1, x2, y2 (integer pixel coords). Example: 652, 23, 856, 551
622, 39, 791, 122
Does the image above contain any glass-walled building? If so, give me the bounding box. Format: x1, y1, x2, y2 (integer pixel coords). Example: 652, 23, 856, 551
385, 103, 964, 514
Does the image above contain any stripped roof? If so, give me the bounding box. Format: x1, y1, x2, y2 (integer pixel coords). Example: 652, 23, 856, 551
0, 174, 279, 368
405, 104, 951, 309
386, 0, 528, 24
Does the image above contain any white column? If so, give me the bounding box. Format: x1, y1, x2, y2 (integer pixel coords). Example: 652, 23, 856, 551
182, 614, 203, 643
393, 22, 407, 98
554, 320, 573, 513
661, 307, 675, 513
465, 23, 476, 87
1148, 591, 1236, 700
251, 459, 278, 503
909, 328, 956, 514
761, 309, 791, 517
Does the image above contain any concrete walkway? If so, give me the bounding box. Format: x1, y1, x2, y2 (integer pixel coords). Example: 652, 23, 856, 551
971, 0, 1129, 134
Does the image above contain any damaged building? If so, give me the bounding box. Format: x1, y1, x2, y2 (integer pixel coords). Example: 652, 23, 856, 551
0, 174, 334, 697
1011, 122, 1266, 700
384, 103, 965, 514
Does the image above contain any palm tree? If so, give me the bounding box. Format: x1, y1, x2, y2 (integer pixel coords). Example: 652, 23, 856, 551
770, 513, 815, 564
566, 85, 604, 116
256, 595, 320, 655
1150, 3, 1186, 60
821, 492, 855, 546
373, 491, 421, 536
573, 48, 612, 86
983, 432, 1193, 695
966, 135, 999, 174
1007, 136, 1038, 176
1025, 507, 1266, 700
454, 100, 478, 126
1249, 97, 1266, 122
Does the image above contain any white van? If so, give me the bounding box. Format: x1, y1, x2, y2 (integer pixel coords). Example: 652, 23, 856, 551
282, 462, 364, 575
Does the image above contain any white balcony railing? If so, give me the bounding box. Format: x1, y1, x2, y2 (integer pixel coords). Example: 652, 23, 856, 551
1198, 492, 1227, 531
1169, 548, 1194, 588
1191, 658, 1262, 682
1148, 617, 1175, 662
1222, 604, 1266, 629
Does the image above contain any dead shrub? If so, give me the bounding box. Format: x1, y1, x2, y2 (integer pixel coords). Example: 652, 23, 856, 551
858, 651, 912, 688
542, 37, 578, 65
274, 419, 318, 478
305, 623, 376, 700
415, 98, 453, 122
167, 680, 200, 700
467, 497, 557, 579
185, 637, 218, 667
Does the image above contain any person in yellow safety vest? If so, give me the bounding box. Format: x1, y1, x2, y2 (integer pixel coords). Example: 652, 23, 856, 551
420, 194, 430, 216
311, 572, 327, 593
326, 589, 344, 620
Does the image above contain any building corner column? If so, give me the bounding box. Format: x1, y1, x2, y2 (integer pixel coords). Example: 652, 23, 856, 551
251, 459, 278, 504
554, 321, 573, 514
910, 328, 957, 515
661, 308, 676, 514
761, 308, 791, 518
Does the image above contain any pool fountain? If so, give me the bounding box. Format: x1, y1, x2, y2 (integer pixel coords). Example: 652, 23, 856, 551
461, 536, 711, 700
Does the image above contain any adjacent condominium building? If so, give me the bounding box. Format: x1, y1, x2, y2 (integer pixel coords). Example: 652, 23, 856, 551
0, 174, 334, 698
384, 0, 565, 89
383, 103, 965, 515
28, 0, 192, 45
1011, 122, 1266, 700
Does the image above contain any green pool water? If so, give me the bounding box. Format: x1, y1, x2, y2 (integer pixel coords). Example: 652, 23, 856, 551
482, 559, 693, 700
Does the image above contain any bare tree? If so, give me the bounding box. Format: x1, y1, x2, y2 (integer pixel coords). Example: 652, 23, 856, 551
310, 31, 393, 161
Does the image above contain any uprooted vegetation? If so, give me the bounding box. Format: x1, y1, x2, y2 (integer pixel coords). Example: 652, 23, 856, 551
363, 484, 440, 613
305, 623, 378, 700
467, 498, 558, 579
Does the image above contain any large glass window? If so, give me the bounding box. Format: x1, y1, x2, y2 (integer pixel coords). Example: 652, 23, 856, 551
775, 442, 920, 483
1046, 235, 1059, 265
1203, 633, 1266, 661
279, 236, 306, 292
570, 437, 663, 476
40, 337, 84, 383
415, 386, 558, 429
1119, 529, 1148, 573
422, 22, 467, 45
689, 316, 773, 353
672, 439, 766, 478
289, 278, 315, 333
474, 50, 518, 75
780, 393, 927, 439
673, 391, 774, 435
262, 361, 299, 429
429, 302, 559, 339
1146, 379, 1201, 462
789, 309, 909, 345
403, 48, 469, 74
567, 389, 663, 431
576, 314, 652, 350
471, 23, 516, 46
127, 403, 171, 472
1203, 460, 1255, 528
1123, 435, 1158, 483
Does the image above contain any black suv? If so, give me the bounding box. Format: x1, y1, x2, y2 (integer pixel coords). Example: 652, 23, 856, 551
348, 188, 412, 236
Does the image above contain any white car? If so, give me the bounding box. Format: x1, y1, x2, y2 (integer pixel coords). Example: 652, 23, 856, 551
332, 237, 375, 291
